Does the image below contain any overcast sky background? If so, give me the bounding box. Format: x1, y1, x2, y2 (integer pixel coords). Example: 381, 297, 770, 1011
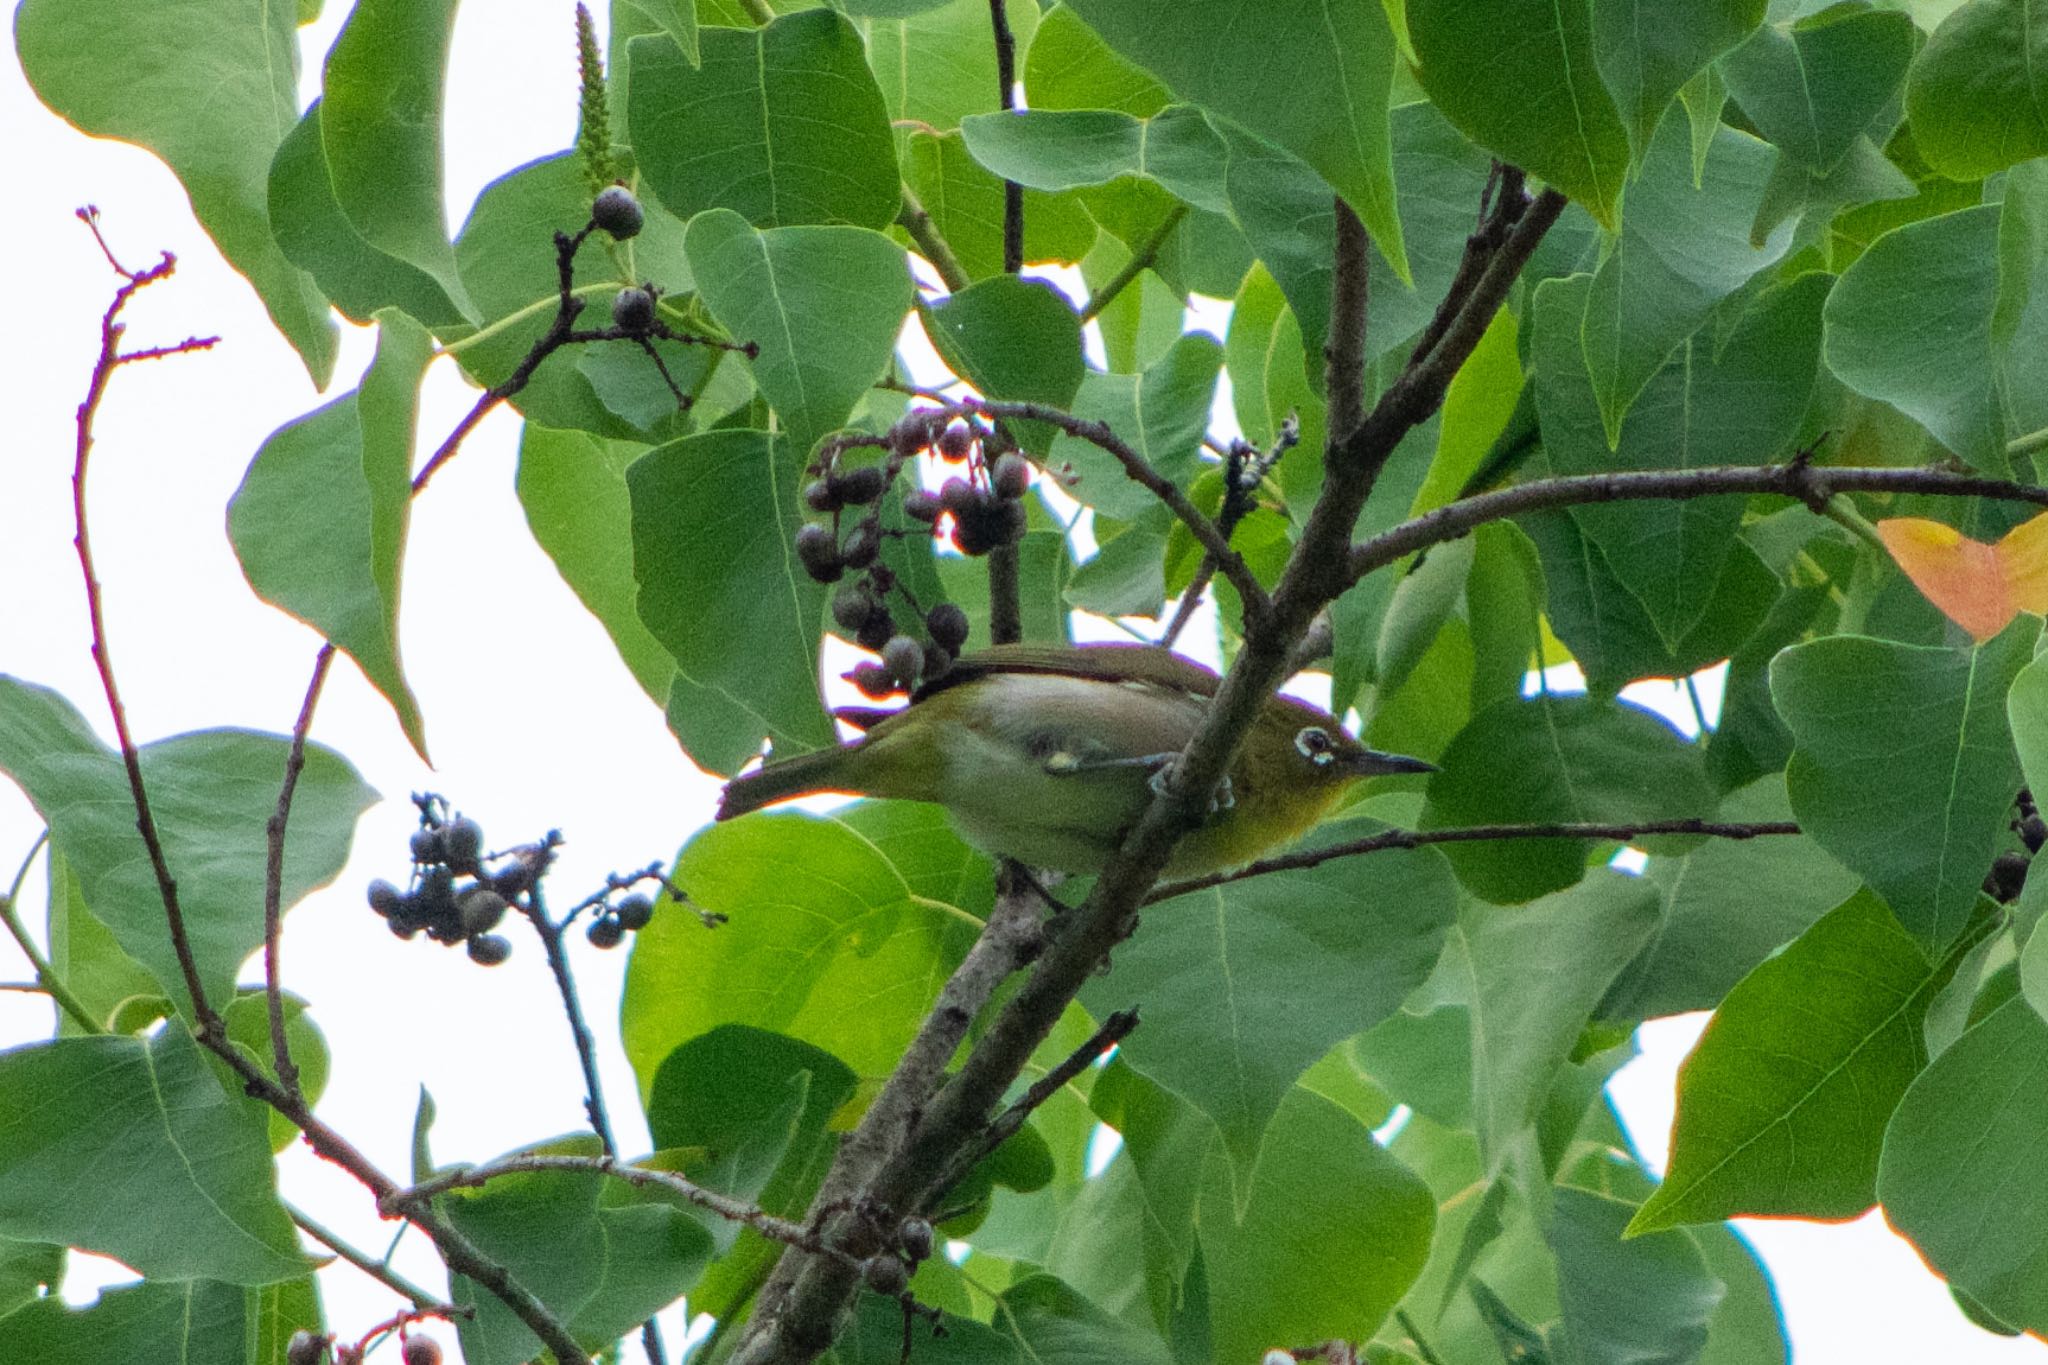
2, 3, 2038, 1360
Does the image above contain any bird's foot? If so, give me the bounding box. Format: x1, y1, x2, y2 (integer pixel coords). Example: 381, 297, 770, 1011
1145, 755, 1234, 816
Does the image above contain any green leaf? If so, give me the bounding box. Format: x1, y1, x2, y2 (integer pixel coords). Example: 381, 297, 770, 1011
1551, 1187, 1724, 1365
936, 526, 1076, 645
516, 427, 673, 707
1601, 775, 1860, 1021
221, 990, 331, 1154
1536, 271, 1825, 645
629, 12, 901, 229
1046, 333, 1221, 521
1419, 693, 1716, 903
0, 678, 376, 1011
1222, 265, 1326, 461
1590, 0, 1764, 158
318, 0, 474, 320
1408, 0, 1630, 229
1578, 119, 1796, 446
1198, 1088, 1435, 1360
441, 1137, 714, 1365
859, 0, 1040, 144
229, 310, 432, 758
14, 0, 337, 384
1631, 891, 1958, 1232
0, 1028, 303, 1283
1719, 6, 1916, 175
1824, 204, 2005, 468
269, 101, 471, 330
44, 845, 159, 1036
1080, 821, 1455, 1178
1908, 0, 2048, 179
685, 210, 913, 458
1878, 995, 2048, 1335
1771, 621, 2031, 950
0, 1278, 254, 1360
621, 814, 982, 1091
1695, 1220, 1789, 1365
902, 131, 1100, 280
959, 107, 1228, 210
925, 275, 1087, 456
619, 0, 698, 66
994, 1273, 1174, 1364
1461, 873, 1662, 1161
1025, 3, 1168, 115
1062, 0, 1408, 280
628, 429, 835, 774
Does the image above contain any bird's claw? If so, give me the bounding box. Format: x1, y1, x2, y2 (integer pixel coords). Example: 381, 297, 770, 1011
1146, 756, 1234, 816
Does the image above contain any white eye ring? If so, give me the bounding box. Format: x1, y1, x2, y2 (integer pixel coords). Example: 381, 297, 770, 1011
1295, 726, 1336, 765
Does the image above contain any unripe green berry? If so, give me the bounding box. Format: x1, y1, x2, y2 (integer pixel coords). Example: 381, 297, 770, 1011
591, 184, 644, 239
611, 286, 656, 331
614, 893, 655, 931
587, 915, 625, 949
467, 933, 512, 965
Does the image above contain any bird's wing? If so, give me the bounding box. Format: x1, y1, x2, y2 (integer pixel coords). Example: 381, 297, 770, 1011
916, 643, 1221, 703
951, 671, 1211, 766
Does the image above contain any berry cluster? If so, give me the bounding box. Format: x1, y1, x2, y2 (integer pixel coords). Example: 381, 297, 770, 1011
895, 411, 1030, 558
365, 798, 539, 966
1987, 788, 2045, 903
585, 891, 654, 949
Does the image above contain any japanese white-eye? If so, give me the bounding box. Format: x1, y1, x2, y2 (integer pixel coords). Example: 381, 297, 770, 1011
716, 644, 1435, 875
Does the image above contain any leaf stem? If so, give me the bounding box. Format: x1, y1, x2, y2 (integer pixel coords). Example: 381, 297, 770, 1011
1080, 203, 1189, 322
437, 283, 616, 358
0, 830, 100, 1034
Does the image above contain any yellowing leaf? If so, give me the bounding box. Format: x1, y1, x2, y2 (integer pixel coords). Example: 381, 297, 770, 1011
1876, 513, 2048, 641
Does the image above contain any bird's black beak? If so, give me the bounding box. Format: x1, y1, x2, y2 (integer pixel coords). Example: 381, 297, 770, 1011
1348, 748, 1437, 777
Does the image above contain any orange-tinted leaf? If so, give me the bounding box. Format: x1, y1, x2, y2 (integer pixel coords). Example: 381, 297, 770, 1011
1876, 512, 2048, 641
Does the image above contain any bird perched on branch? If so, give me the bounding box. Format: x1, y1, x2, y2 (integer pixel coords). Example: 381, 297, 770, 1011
716, 643, 1435, 876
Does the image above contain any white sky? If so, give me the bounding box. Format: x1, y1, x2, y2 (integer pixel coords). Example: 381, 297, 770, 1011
1, 3, 2038, 1361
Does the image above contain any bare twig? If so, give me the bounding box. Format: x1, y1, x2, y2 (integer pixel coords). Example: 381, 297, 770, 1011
263, 643, 335, 1094
288, 1202, 453, 1312
0, 830, 99, 1034
936, 1008, 1137, 1194
1147, 819, 1804, 903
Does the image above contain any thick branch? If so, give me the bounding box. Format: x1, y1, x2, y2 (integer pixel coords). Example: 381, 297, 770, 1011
1323, 198, 1371, 444
1346, 461, 2048, 585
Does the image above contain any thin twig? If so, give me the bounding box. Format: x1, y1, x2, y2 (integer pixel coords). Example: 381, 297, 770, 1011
989, 0, 1023, 275
1080, 203, 1189, 322
0, 831, 99, 1034
262, 643, 334, 1094
938, 1008, 1137, 1193
1147, 819, 1804, 903
289, 1202, 452, 1312
897, 188, 972, 293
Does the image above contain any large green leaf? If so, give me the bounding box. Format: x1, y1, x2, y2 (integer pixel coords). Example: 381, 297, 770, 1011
685, 210, 913, 459
1907, 0, 2048, 180
269, 101, 471, 330
229, 310, 432, 758
1631, 891, 1964, 1232
1198, 1087, 1435, 1360
959, 106, 1228, 210
858, 0, 1040, 145
1600, 775, 1860, 1021
44, 845, 160, 1037
1080, 820, 1455, 1177
628, 429, 835, 774
1824, 204, 2006, 468
1589, 0, 1763, 158
621, 814, 982, 1091
1063, 0, 1408, 280
1419, 693, 1716, 903
516, 426, 673, 707
0, 1278, 258, 1360
440, 1136, 714, 1365
1718, 6, 1916, 175
1550, 1187, 1724, 1365
1578, 119, 1794, 446
1771, 622, 2030, 950
1024, 3, 1168, 115
0, 678, 376, 1011
1408, 0, 1630, 228
0, 1029, 303, 1284
925, 275, 1087, 456
628, 12, 901, 229
1535, 271, 1825, 647
1879, 995, 2048, 1335
317, 0, 474, 321
14, 0, 337, 383
902, 131, 1100, 280
1461, 872, 1661, 1162
1046, 333, 1221, 521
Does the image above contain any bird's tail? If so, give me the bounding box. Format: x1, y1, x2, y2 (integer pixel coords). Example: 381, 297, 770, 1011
716, 745, 854, 821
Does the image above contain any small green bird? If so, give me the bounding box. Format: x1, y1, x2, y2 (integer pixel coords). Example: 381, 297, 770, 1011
717, 644, 1435, 876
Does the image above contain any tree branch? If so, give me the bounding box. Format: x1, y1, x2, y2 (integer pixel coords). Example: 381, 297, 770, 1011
263, 643, 334, 1095
989, 0, 1023, 275
1323, 198, 1371, 445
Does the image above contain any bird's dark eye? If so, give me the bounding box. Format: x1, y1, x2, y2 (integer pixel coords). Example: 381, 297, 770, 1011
1295, 726, 1336, 765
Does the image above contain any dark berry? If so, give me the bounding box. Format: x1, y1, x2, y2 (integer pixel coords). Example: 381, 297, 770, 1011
442, 818, 484, 875
923, 645, 952, 677
832, 584, 881, 634
795, 524, 843, 583
848, 662, 898, 699
863, 1254, 908, 1296
614, 893, 655, 931
882, 635, 925, 688
903, 488, 942, 523
401, 1336, 443, 1365
467, 933, 512, 965
898, 1217, 935, 1262
804, 478, 841, 514
939, 477, 979, 518
991, 452, 1030, 501
367, 879, 403, 918
890, 413, 936, 458
410, 826, 445, 864
926, 602, 969, 652
287, 1330, 329, 1365
457, 887, 509, 937
855, 607, 897, 652
833, 465, 888, 506
588, 915, 626, 949
2021, 814, 2047, 852
841, 519, 881, 570
591, 185, 643, 239
417, 866, 456, 916
952, 503, 1003, 556
611, 286, 656, 331
1986, 851, 2030, 903
937, 422, 974, 462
